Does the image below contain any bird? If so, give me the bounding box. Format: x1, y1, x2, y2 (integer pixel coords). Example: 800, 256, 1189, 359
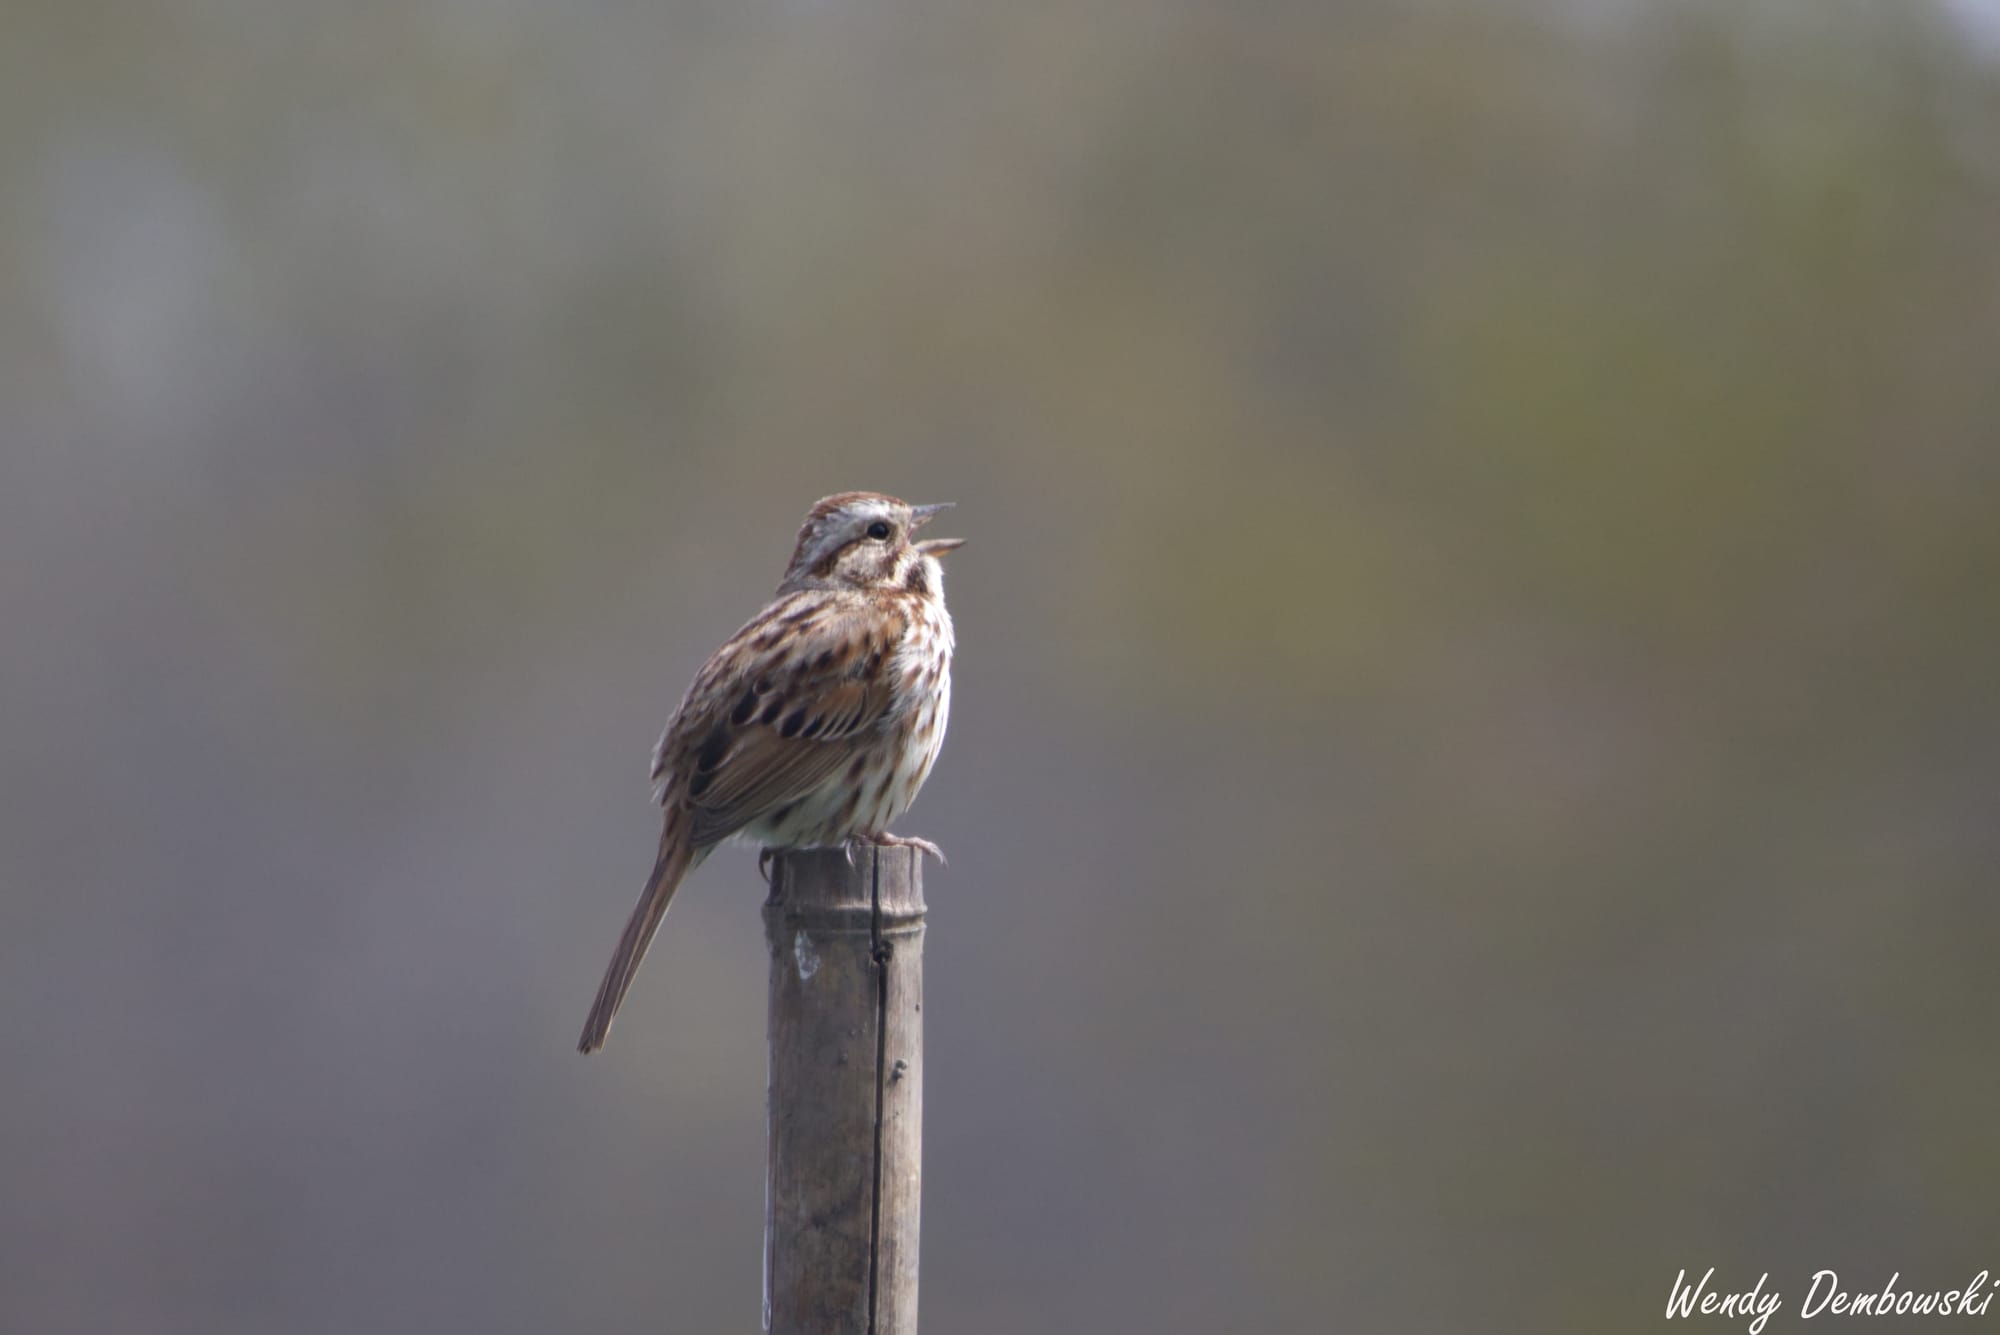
577, 492, 962, 1054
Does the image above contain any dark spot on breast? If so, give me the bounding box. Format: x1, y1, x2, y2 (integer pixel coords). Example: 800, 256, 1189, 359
731, 688, 759, 725
779, 707, 809, 739
760, 696, 786, 726
905, 562, 929, 594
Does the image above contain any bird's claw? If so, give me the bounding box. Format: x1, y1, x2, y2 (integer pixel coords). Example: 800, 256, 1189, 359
841, 832, 947, 866
873, 833, 947, 866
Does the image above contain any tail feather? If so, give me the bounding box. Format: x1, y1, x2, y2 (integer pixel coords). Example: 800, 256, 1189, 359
578, 827, 697, 1054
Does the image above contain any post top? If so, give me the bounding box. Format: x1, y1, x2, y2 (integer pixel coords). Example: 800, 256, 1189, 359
765, 844, 927, 923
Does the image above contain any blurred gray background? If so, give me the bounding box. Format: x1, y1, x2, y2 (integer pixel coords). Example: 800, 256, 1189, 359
4, 2, 1998, 1332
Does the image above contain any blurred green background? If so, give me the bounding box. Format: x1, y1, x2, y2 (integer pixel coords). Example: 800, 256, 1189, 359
3, 1, 1998, 1331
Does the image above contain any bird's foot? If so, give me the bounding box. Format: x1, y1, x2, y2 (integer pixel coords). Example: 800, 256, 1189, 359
870, 832, 947, 866
843, 832, 947, 866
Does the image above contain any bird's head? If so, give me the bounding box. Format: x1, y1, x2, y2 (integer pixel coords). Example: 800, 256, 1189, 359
779, 492, 963, 596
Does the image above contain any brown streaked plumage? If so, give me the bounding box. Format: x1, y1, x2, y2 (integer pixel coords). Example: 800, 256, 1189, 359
577, 492, 961, 1054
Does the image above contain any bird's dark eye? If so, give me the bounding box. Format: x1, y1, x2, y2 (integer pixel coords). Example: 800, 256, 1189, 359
866, 521, 892, 540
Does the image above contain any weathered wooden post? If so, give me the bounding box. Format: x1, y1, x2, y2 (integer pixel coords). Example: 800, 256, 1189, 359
763, 844, 925, 1335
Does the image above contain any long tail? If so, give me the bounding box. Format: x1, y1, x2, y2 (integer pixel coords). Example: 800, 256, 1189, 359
578, 823, 697, 1054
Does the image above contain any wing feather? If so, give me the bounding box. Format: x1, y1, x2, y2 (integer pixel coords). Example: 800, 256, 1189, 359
666, 602, 909, 848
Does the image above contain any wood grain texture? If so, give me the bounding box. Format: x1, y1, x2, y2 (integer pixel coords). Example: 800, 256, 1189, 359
763, 845, 925, 1335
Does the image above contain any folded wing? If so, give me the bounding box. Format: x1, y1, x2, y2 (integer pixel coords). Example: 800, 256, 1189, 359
666, 601, 911, 849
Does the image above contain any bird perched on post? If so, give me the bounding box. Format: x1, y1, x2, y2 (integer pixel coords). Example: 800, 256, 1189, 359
578, 492, 962, 1054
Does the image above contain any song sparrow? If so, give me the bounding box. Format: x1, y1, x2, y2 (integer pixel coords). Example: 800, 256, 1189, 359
577, 492, 962, 1053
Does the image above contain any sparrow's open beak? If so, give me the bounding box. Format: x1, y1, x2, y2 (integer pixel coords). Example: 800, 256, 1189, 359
910, 503, 962, 555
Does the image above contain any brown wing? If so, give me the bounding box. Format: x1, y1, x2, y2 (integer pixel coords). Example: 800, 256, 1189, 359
665, 599, 910, 849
